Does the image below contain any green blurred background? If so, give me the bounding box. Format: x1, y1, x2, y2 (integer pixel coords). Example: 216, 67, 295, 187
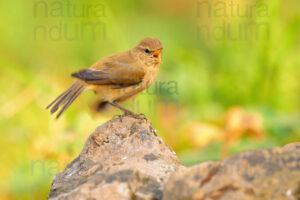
0, 0, 299, 199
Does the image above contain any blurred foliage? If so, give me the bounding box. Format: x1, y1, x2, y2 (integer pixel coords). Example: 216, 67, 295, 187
0, 0, 299, 199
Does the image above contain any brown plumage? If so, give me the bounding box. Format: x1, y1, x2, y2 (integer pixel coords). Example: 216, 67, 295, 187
47, 37, 163, 118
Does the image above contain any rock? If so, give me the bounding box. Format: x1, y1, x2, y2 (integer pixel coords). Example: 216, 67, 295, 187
48, 115, 300, 200
163, 143, 300, 200
48, 116, 185, 200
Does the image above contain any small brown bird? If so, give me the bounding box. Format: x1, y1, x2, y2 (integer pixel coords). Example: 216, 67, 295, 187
47, 37, 163, 118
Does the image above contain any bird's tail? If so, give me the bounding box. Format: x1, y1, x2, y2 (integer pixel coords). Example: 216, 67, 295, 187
47, 81, 86, 118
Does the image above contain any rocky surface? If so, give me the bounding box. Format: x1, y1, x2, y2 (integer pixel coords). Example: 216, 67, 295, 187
48, 116, 300, 200
48, 116, 185, 200
163, 143, 300, 200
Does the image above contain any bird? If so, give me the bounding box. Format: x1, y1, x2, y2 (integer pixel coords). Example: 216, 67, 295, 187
47, 37, 163, 119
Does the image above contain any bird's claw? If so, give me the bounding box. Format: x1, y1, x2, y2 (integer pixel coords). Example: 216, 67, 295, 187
125, 112, 147, 120
113, 113, 126, 122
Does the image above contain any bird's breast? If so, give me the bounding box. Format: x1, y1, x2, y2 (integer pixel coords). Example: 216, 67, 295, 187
141, 65, 160, 89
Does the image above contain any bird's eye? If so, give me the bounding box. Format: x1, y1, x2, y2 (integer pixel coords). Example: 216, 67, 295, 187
145, 49, 150, 53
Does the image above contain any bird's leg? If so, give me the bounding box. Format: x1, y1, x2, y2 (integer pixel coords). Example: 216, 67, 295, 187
108, 102, 146, 120
109, 102, 135, 115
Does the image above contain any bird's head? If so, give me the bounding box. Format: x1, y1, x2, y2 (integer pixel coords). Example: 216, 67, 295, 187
134, 37, 163, 65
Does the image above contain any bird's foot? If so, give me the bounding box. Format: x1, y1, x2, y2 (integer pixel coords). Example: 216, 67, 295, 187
113, 113, 126, 122
124, 112, 147, 120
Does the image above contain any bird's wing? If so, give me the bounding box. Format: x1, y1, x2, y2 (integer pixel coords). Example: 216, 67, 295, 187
71, 61, 145, 87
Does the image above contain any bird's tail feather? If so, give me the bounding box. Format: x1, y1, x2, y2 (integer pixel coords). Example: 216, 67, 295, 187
47, 81, 86, 118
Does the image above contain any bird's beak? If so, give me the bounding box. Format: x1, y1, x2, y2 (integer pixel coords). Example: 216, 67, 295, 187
153, 49, 162, 63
